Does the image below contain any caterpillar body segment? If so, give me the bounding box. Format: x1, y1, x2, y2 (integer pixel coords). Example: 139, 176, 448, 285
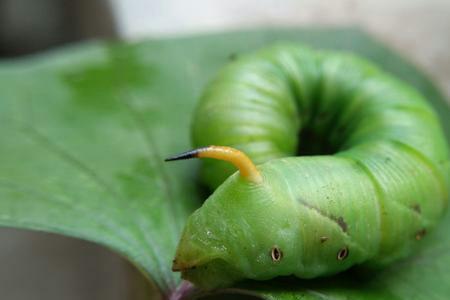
168, 44, 449, 289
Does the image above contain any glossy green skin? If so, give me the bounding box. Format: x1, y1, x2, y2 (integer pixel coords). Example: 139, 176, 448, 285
173, 45, 450, 289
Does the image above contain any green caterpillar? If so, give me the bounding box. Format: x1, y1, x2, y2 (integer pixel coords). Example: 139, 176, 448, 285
166, 44, 450, 289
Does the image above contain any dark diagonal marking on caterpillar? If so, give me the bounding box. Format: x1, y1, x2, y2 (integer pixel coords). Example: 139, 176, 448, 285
297, 198, 348, 233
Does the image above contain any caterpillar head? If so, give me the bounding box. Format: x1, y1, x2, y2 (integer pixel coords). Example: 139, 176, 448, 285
166, 146, 298, 288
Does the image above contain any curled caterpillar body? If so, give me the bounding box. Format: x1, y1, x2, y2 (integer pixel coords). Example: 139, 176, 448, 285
168, 44, 450, 289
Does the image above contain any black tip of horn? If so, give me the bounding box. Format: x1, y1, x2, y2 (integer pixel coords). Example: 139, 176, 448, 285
164, 147, 207, 162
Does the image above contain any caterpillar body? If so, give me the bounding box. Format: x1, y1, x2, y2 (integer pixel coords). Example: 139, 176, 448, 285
166, 44, 449, 289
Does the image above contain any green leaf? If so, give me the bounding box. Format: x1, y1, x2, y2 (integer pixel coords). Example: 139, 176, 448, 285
0, 28, 448, 299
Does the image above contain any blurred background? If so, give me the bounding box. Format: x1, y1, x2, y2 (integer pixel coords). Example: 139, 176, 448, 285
0, 0, 449, 299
